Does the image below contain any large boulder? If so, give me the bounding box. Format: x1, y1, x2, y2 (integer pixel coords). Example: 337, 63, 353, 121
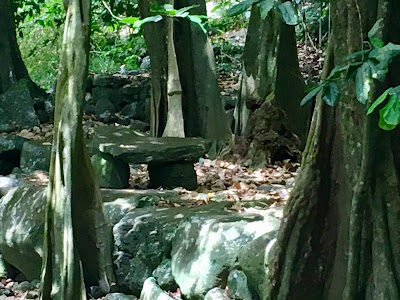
0, 182, 176, 281
204, 288, 229, 300
170, 212, 280, 299
237, 231, 277, 300
20, 140, 52, 173
0, 80, 40, 133
0, 183, 46, 280
152, 259, 178, 292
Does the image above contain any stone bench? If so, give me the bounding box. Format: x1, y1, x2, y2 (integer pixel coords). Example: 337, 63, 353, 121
91, 126, 211, 190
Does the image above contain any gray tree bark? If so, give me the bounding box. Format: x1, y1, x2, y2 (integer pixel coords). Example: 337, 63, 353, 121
40, 1, 112, 299
0, 0, 31, 93
266, 0, 400, 298
234, 4, 309, 165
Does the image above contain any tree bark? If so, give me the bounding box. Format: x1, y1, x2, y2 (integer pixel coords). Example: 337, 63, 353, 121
40, 1, 112, 299
0, 0, 31, 93
233, 4, 309, 165
138, 0, 231, 155
266, 0, 400, 298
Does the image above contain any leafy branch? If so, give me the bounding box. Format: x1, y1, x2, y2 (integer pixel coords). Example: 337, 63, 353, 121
227, 0, 299, 25
301, 19, 400, 130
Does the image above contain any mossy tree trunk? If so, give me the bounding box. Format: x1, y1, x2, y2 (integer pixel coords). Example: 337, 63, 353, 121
266, 0, 400, 298
40, 1, 112, 299
0, 0, 31, 93
138, 0, 231, 154
234, 4, 309, 165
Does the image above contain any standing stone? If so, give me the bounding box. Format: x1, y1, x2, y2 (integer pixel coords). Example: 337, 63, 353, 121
90, 153, 130, 189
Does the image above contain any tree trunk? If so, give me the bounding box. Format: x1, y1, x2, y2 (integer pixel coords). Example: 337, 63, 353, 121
234, 4, 309, 165
0, 0, 31, 93
266, 0, 400, 298
40, 1, 112, 299
138, 0, 232, 155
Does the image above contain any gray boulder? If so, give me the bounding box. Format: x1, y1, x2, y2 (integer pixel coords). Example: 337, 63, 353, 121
227, 270, 252, 300
120, 102, 145, 120
140, 277, 174, 300
91, 153, 130, 189
0, 80, 40, 133
204, 288, 229, 300
237, 231, 277, 300
93, 74, 130, 88
170, 212, 280, 299
95, 98, 116, 122
0, 176, 20, 198
0, 183, 46, 280
105, 292, 137, 300
20, 140, 52, 173
152, 259, 178, 292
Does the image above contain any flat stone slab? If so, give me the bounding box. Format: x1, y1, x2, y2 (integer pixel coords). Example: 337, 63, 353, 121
91, 126, 211, 163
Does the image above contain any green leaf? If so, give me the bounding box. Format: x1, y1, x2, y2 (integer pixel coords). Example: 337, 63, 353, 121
300, 83, 325, 106
367, 88, 390, 115
370, 37, 385, 49
345, 49, 371, 62
322, 83, 340, 106
382, 94, 400, 125
368, 18, 384, 40
120, 17, 140, 24
227, 0, 258, 17
355, 61, 374, 104
379, 109, 396, 130
133, 15, 163, 28
187, 15, 207, 34
369, 43, 400, 71
258, 0, 275, 19
176, 5, 197, 17
277, 1, 299, 25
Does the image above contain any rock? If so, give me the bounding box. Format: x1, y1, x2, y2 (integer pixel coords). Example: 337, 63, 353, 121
0, 135, 27, 174
103, 195, 160, 225
93, 74, 131, 88
96, 98, 116, 117
148, 161, 197, 190
130, 120, 150, 132
152, 259, 178, 292
0, 288, 14, 297
0, 183, 46, 280
13, 281, 33, 292
227, 270, 252, 300
0, 182, 177, 281
140, 56, 151, 70
89, 285, 107, 299
237, 231, 277, 300
85, 104, 96, 115
121, 102, 145, 120
105, 292, 137, 300
0, 176, 21, 196
20, 140, 52, 173
91, 153, 130, 189
91, 126, 211, 164
222, 95, 236, 110
0, 79, 40, 133
98, 111, 117, 123
36, 109, 49, 123
139, 277, 174, 300
204, 288, 229, 300
113, 203, 229, 295
171, 212, 280, 299
0, 135, 27, 154
25, 290, 39, 299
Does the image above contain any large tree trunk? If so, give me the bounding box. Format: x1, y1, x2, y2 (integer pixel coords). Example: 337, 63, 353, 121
234, 4, 309, 165
40, 1, 112, 299
139, 0, 231, 155
266, 0, 400, 298
0, 0, 31, 93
